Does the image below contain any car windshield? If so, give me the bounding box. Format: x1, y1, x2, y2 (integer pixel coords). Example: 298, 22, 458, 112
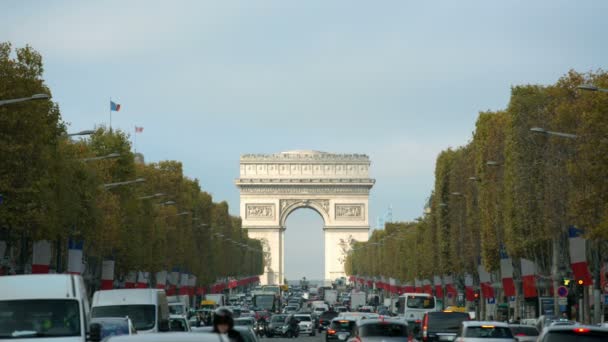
169, 305, 185, 315
296, 316, 311, 321
92, 305, 156, 331
359, 323, 407, 337
544, 331, 608, 341
169, 318, 188, 331
510, 326, 539, 336
91, 319, 130, 339
272, 315, 287, 323
235, 319, 253, 326
465, 326, 513, 338
0, 299, 81, 338
406, 296, 434, 309
428, 313, 469, 332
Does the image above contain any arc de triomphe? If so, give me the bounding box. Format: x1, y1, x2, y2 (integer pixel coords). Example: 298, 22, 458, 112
235, 150, 375, 285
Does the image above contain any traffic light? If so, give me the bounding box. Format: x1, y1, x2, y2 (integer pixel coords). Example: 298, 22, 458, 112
474, 290, 480, 301
563, 278, 571, 286
577, 279, 584, 286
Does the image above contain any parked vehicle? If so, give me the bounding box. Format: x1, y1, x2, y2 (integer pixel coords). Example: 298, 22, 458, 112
349, 318, 409, 342
454, 321, 515, 342
294, 314, 315, 336
508, 324, 539, 342
0, 274, 91, 342
91, 289, 170, 333
326, 318, 357, 342
421, 311, 470, 341
537, 325, 608, 341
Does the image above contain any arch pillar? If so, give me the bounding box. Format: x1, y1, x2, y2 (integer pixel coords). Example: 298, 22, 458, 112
236, 151, 375, 285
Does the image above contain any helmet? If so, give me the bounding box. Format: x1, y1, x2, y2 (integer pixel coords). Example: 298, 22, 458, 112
213, 308, 234, 329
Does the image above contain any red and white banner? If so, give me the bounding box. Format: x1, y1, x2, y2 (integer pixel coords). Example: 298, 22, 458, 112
389, 278, 397, 294
464, 274, 475, 301
433, 276, 444, 298
521, 259, 537, 298
569, 227, 592, 285
67, 239, 84, 275
155, 271, 167, 289
478, 264, 494, 298
422, 279, 433, 295
167, 269, 179, 295
179, 273, 189, 295
500, 258, 516, 297
444, 275, 457, 298
402, 282, 415, 293
125, 271, 137, 288
414, 279, 422, 293
188, 274, 197, 296
136, 271, 150, 288
101, 260, 114, 290
32, 240, 52, 274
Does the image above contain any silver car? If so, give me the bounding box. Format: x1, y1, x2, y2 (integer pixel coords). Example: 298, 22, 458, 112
455, 321, 515, 342
350, 318, 409, 342
508, 324, 538, 342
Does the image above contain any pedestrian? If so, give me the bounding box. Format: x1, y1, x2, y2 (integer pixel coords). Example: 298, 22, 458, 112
212, 308, 244, 342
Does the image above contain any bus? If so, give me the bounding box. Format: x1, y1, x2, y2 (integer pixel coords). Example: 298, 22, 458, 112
253, 291, 279, 313
397, 293, 438, 324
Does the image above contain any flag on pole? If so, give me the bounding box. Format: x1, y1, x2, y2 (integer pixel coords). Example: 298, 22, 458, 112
135, 126, 143, 133
500, 247, 516, 297
568, 226, 592, 285
521, 259, 537, 298
110, 101, 121, 112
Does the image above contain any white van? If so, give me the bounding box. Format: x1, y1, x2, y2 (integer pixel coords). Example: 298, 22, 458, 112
0, 274, 90, 342
91, 289, 169, 333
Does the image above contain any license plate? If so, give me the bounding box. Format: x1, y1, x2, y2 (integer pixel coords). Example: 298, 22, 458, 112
438, 335, 455, 341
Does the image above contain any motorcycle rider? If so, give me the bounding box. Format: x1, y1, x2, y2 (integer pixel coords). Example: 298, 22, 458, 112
256, 313, 268, 337
287, 315, 299, 338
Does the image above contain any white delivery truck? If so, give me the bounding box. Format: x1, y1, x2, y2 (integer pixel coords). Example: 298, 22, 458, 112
324, 289, 338, 306
350, 292, 366, 310
167, 295, 190, 316
0, 274, 91, 342
91, 289, 170, 333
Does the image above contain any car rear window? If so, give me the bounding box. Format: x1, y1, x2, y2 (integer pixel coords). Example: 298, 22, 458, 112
465, 326, 513, 338
427, 312, 469, 332
359, 323, 408, 337
296, 316, 311, 321
510, 326, 539, 336
330, 320, 356, 331
321, 311, 339, 319
544, 330, 608, 342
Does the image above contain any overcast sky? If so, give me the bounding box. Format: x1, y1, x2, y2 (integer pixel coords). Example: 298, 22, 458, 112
2, 1, 606, 280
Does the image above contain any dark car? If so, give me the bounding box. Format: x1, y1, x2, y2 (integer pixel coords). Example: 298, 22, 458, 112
537, 325, 608, 342
421, 311, 470, 341
326, 318, 357, 342
351, 318, 409, 342
318, 310, 340, 332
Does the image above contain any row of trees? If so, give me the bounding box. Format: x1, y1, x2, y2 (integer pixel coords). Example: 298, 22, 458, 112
346, 70, 608, 285
0, 42, 264, 286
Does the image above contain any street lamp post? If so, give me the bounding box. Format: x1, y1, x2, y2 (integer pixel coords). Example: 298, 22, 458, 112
103, 178, 145, 189
578, 84, 608, 93
0, 93, 50, 106
80, 152, 120, 162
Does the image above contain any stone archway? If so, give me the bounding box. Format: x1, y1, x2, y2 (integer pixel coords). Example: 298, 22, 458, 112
235, 150, 375, 285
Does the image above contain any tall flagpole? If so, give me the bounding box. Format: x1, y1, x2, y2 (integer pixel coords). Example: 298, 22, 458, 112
134, 126, 137, 153
109, 97, 112, 131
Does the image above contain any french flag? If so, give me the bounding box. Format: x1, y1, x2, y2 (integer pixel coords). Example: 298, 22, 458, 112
569, 226, 592, 285
521, 259, 537, 298
32, 240, 52, 274
136, 271, 150, 288
500, 249, 516, 297
179, 273, 189, 295
434, 276, 444, 298
167, 269, 179, 295
110, 101, 121, 112
444, 275, 457, 298
464, 274, 475, 302
101, 260, 114, 290
414, 278, 423, 293
478, 264, 495, 298
155, 271, 167, 290
423, 279, 433, 296
403, 281, 415, 293
125, 271, 137, 288
67, 239, 84, 275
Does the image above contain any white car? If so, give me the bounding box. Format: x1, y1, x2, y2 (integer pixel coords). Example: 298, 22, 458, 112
169, 315, 191, 332
455, 321, 515, 342
295, 314, 315, 336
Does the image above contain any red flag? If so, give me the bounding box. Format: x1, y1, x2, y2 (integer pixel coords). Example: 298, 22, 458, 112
135, 126, 143, 133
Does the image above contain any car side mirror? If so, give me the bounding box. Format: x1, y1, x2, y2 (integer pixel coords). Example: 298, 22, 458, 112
89, 323, 102, 342
158, 319, 170, 332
